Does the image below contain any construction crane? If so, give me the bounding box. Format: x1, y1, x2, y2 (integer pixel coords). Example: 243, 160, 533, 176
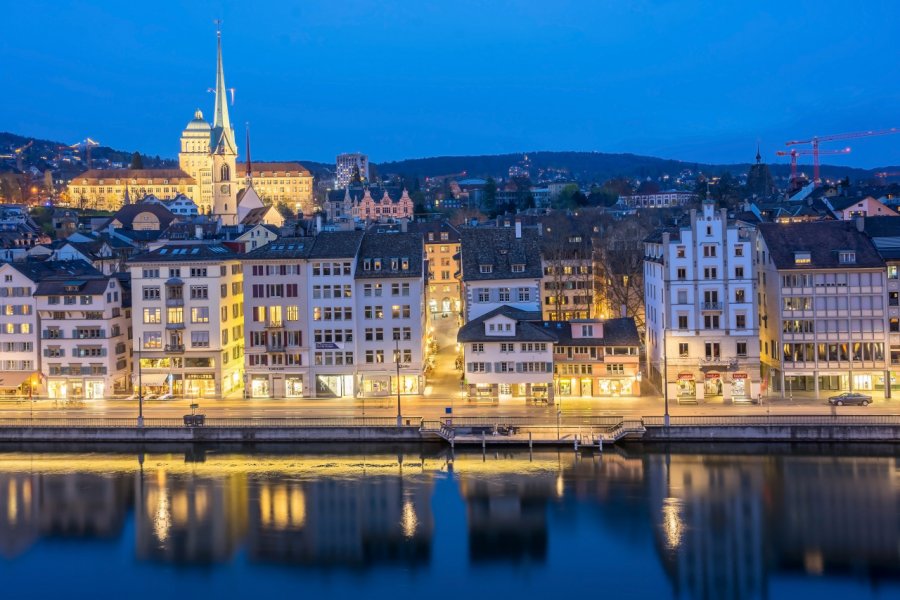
785, 128, 899, 185
70, 138, 100, 169
775, 147, 851, 184
0, 140, 34, 171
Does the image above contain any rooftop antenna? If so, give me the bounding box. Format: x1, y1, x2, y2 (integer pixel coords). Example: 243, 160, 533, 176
245, 122, 253, 184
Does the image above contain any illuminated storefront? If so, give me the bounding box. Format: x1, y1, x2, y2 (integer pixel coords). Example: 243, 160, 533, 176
704, 372, 723, 397
677, 373, 696, 398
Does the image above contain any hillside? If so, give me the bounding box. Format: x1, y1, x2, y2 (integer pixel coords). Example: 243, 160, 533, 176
374, 150, 886, 183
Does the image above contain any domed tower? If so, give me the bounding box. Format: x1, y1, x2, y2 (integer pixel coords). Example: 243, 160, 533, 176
178, 109, 213, 213
209, 25, 238, 225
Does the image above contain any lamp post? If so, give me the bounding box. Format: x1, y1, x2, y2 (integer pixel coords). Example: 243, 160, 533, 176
395, 336, 403, 427
663, 325, 670, 427
137, 347, 144, 428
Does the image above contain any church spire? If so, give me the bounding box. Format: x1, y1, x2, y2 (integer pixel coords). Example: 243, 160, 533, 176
245, 122, 253, 184
210, 21, 236, 155
756, 143, 762, 164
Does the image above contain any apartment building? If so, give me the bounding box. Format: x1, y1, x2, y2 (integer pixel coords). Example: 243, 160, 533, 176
410, 221, 461, 314
242, 238, 314, 398
355, 232, 426, 396
552, 318, 641, 398
644, 202, 761, 402
863, 217, 900, 395
459, 223, 542, 321
0, 260, 107, 397
129, 243, 244, 398
306, 231, 365, 398
35, 272, 131, 399
758, 221, 890, 397
541, 233, 594, 321
457, 307, 556, 401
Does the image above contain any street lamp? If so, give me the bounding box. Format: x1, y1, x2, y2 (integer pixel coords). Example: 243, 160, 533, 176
137, 347, 144, 427
663, 327, 669, 427
394, 336, 405, 427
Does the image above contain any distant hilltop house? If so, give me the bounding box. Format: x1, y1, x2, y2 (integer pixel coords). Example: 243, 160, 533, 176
325, 187, 415, 223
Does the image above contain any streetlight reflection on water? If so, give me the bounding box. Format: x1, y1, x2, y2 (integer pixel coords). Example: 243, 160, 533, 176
661, 497, 684, 549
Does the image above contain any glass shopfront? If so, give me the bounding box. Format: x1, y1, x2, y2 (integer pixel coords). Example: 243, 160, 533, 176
85, 380, 105, 399
285, 377, 303, 397
704, 373, 723, 397
250, 376, 270, 398
676, 373, 695, 398
731, 373, 748, 398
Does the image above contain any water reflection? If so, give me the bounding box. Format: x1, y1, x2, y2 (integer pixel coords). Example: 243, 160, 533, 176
0, 447, 898, 598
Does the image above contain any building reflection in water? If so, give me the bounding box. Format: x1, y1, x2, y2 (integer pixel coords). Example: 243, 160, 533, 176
135, 468, 248, 564
0, 447, 897, 592
246, 474, 434, 566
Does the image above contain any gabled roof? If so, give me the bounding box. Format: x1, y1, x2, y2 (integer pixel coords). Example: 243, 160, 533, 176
237, 161, 311, 176
542, 318, 640, 347
73, 168, 195, 183
457, 306, 556, 343
2, 260, 100, 283
459, 227, 542, 281
110, 203, 177, 229
758, 221, 884, 270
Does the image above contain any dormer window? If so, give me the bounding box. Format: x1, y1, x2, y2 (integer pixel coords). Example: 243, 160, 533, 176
374, 259, 382, 271
511, 264, 525, 273
794, 251, 811, 265
479, 264, 493, 274
838, 251, 856, 264
440, 232, 449, 241
363, 259, 371, 271
401, 258, 409, 271
390, 258, 399, 270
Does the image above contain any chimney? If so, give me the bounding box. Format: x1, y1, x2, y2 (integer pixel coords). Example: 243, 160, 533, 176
195, 225, 203, 240
400, 219, 408, 233
316, 215, 322, 234
514, 220, 522, 239
536, 222, 543, 237
856, 216, 865, 233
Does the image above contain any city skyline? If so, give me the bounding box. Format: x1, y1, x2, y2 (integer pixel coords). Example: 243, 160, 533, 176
3, 1, 900, 169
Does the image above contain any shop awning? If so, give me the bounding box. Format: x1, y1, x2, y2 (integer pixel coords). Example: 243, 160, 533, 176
138, 373, 170, 387
0, 372, 36, 389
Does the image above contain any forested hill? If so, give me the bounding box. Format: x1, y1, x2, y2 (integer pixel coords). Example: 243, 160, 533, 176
375, 150, 884, 182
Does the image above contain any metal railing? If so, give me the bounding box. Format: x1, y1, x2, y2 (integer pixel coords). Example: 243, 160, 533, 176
642, 414, 900, 426
0, 416, 424, 428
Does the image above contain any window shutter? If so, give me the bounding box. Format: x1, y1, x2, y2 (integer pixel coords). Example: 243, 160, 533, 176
467, 362, 473, 372
494, 362, 501, 372
516, 362, 523, 373
546, 362, 552, 373
484, 363, 491, 372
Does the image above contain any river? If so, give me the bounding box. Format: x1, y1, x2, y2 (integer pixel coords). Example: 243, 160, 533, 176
0, 443, 897, 599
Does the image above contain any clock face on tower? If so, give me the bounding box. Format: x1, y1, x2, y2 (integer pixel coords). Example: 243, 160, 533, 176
220, 184, 230, 193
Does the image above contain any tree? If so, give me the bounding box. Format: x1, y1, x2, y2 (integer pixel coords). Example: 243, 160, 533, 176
129, 152, 144, 169
593, 216, 650, 332
482, 176, 497, 215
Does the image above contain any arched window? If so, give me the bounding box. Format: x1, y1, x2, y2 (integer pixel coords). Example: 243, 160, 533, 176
220, 164, 230, 181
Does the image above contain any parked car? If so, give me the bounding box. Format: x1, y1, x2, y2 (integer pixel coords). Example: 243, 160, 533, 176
828, 392, 872, 406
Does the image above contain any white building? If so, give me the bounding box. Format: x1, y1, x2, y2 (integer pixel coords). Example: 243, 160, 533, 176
644, 202, 761, 402
35, 272, 131, 399
128, 243, 244, 398
459, 223, 543, 321
0, 262, 44, 396
619, 190, 696, 209
354, 231, 426, 396
457, 307, 555, 401
757, 220, 890, 398
242, 238, 314, 398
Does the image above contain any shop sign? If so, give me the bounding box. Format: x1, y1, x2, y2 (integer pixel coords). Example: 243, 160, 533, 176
732, 372, 748, 379
705, 372, 721, 379
186, 373, 215, 380
316, 342, 339, 349
677, 372, 694, 381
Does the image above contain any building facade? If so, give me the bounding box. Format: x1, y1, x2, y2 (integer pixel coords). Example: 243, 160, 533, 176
413, 222, 461, 314
129, 243, 244, 398
237, 162, 314, 216
619, 190, 696, 209
0, 263, 42, 396
645, 202, 761, 402
35, 273, 131, 399
758, 221, 890, 398
459, 223, 543, 321
336, 153, 369, 189
66, 169, 198, 212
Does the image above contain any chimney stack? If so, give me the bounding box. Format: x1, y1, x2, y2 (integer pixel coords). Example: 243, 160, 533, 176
195, 225, 203, 240
856, 216, 865, 233
316, 215, 322, 234
515, 220, 522, 239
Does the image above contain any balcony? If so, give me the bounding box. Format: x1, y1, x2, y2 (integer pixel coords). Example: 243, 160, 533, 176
701, 302, 723, 311
166, 297, 184, 307
165, 344, 185, 353
165, 321, 185, 330
266, 342, 285, 352
265, 321, 284, 329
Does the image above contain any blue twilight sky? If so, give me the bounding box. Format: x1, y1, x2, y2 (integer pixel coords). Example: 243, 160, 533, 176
2, 0, 899, 168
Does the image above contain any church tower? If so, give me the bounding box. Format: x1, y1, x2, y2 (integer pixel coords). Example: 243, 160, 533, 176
178, 109, 213, 213
210, 24, 238, 225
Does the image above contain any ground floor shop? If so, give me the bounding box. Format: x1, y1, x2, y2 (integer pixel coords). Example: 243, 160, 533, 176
555, 375, 641, 397
772, 369, 894, 398
0, 372, 39, 398
46, 377, 123, 399
464, 382, 553, 402
247, 372, 307, 399
359, 373, 423, 397
668, 369, 760, 402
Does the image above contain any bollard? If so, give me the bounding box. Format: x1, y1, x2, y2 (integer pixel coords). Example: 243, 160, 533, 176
529, 431, 533, 449
482, 430, 485, 450
574, 435, 579, 451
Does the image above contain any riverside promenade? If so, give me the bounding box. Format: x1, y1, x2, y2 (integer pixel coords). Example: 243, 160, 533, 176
0, 414, 898, 446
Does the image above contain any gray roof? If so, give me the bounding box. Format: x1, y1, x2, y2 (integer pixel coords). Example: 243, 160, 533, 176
355, 232, 424, 279
110, 203, 177, 229
459, 227, 542, 281
308, 231, 365, 259
128, 243, 239, 263
538, 318, 640, 347
243, 237, 316, 260
457, 306, 556, 343
35, 277, 110, 296
5, 260, 101, 283
758, 221, 884, 270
